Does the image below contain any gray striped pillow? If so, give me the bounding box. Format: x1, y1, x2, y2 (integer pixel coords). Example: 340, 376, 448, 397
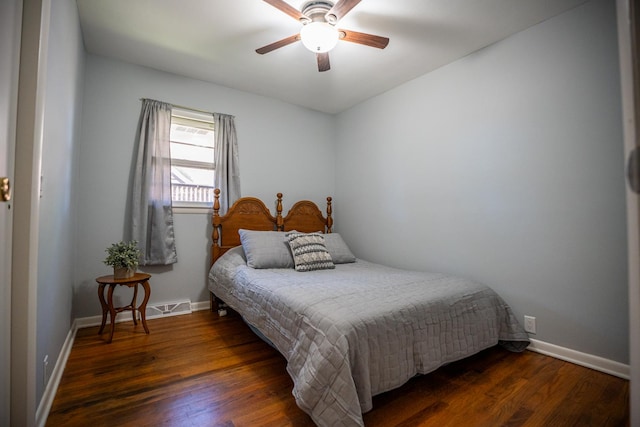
285, 232, 335, 272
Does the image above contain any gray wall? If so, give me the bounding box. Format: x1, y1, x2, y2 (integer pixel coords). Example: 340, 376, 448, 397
36, 0, 85, 403
62, 0, 628, 379
24, 0, 631, 417
335, 0, 628, 363
73, 56, 336, 318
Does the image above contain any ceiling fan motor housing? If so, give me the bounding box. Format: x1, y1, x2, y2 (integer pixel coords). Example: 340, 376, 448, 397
257, 0, 388, 71
301, 1, 337, 24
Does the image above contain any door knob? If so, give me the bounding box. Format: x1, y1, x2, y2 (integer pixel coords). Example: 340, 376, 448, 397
1, 177, 10, 202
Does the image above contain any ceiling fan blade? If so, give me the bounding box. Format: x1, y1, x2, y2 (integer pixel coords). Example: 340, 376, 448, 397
262, 0, 309, 22
339, 29, 389, 49
317, 52, 330, 72
256, 34, 301, 54
326, 0, 361, 23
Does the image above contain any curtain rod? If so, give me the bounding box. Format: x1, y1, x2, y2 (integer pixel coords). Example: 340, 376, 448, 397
139, 98, 228, 117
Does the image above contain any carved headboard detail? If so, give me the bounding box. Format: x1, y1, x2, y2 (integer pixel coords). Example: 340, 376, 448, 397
282, 198, 332, 233
210, 189, 332, 267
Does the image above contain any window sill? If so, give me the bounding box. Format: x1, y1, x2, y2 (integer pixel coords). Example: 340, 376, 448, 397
173, 207, 212, 215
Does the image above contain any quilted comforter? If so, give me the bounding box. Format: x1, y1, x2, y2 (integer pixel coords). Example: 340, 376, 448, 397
208, 246, 529, 426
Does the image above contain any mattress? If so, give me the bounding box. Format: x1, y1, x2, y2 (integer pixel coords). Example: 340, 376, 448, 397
209, 246, 529, 426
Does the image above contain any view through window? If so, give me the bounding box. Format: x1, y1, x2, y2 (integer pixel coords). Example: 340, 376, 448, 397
170, 108, 215, 207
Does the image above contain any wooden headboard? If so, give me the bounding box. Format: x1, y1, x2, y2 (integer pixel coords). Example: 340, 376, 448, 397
210, 189, 333, 267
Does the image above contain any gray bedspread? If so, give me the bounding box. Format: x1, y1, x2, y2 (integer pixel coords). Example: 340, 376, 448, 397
209, 246, 529, 426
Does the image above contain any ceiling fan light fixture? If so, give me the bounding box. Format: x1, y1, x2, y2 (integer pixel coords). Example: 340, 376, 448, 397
300, 21, 339, 53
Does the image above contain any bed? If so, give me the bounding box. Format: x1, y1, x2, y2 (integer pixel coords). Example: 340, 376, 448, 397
207, 189, 530, 427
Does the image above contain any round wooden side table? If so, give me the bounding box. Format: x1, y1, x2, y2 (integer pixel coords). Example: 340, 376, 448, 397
95, 272, 152, 343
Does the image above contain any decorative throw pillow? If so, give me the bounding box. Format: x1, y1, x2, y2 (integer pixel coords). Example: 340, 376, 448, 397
238, 229, 295, 269
286, 232, 335, 272
323, 233, 356, 264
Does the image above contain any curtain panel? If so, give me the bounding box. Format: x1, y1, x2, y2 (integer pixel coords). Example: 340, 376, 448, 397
130, 99, 178, 265
214, 113, 241, 214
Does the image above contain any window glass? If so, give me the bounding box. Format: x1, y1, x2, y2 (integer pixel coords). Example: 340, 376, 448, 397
170, 109, 215, 208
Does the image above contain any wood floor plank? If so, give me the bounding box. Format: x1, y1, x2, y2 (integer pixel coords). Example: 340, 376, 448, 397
46, 310, 629, 426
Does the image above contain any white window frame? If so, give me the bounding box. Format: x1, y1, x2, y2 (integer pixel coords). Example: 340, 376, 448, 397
170, 107, 215, 210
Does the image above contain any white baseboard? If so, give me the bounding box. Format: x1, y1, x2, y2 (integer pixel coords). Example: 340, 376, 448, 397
36, 300, 210, 425
74, 299, 210, 329
527, 338, 630, 380
191, 300, 211, 312
35, 305, 629, 426
35, 319, 79, 427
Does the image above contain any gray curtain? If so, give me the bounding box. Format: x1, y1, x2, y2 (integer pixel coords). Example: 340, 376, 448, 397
130, 99, 178, 265
214, 113, 241, 213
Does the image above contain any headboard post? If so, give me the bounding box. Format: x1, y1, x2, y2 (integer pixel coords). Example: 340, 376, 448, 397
326, 197, 333, 233
276, 193, 284, 231
209, 190, 335, 267
211, 188, 221, 266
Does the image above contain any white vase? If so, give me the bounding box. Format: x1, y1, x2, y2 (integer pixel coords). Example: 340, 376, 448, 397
113, 267, 135, 279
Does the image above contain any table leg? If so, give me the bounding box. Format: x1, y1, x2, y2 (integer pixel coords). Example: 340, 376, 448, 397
106, 284, 117, 343
97, 283, 107, 335
139, 280, 151, 334
130, 283, 139, 325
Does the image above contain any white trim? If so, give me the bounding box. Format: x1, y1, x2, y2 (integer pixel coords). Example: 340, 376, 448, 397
172, 206, 212, 215
37, 300, 210, 424
74, 299, 211, 329
0, 0, 22, 423
527, 338, 630, 380
35, 320, 78, 427
12, 0, 50, 424
616, 0, 639, 424
191, 300, 211, 312
75, 311, 178, 329
172, 107, 214, 125
35, 304, 630, 427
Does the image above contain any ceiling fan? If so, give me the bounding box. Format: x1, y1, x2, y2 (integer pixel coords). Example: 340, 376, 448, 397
256, 0, 389, 72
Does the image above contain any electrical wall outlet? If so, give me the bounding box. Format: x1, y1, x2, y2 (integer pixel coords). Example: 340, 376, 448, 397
524, 315, 536, 334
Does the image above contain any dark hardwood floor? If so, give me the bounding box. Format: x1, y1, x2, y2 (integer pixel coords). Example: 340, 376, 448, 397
46, 310, 629, 426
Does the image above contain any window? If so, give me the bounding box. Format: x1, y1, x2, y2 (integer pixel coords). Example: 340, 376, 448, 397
170, 108, 215, 208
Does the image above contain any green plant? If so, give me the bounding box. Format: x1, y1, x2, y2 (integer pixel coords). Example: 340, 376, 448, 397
103, 240, 141, 269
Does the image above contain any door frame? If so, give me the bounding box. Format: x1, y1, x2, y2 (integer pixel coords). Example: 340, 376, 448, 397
617, 0, 639, 424
11, 0, 49, 425
0, 0, 22, 424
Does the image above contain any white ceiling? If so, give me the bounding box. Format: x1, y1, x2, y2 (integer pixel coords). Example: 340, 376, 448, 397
76, 0, 587, 114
